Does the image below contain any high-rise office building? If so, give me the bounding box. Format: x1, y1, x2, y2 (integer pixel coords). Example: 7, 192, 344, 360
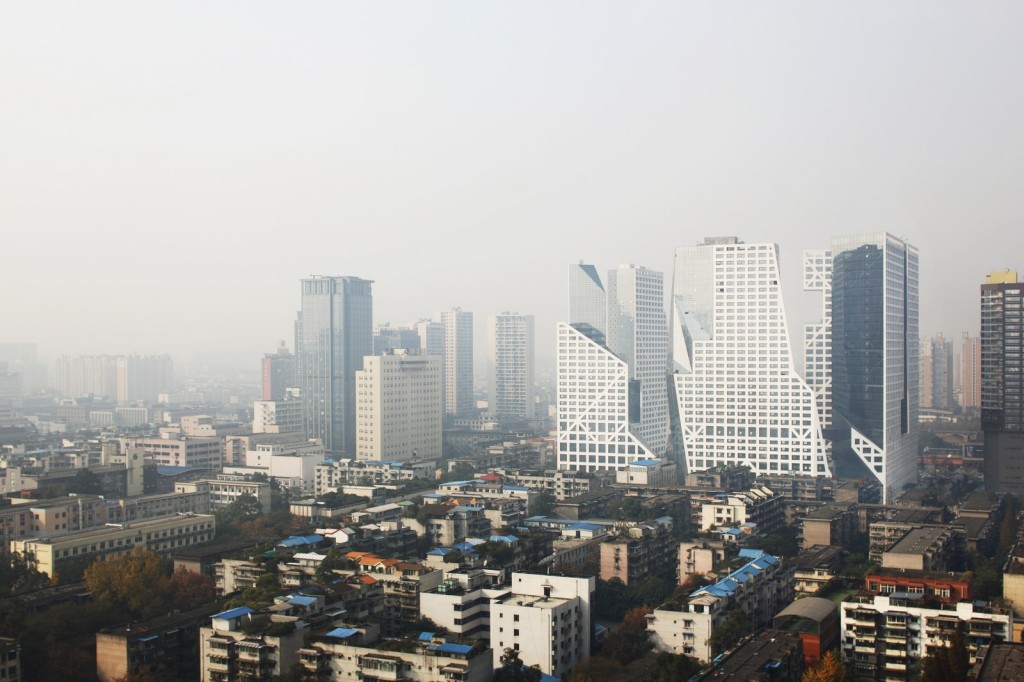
961, 333, 982, 410
819, 233, 919, 502
921, 334, 954, 410
440, 307, 473, 417
671, 238, 830, 477
557, 263, 668, 472
295, 276, 373, 454
982, 270, 1024, 493
488, 312, 535, 421
373, 325, 421, 355
261, 342, 295, 401
355, 350, 442, 462
803, 250, 834, 431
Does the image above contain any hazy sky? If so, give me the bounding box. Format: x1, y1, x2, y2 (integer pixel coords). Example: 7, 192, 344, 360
2, 2, 1022, 368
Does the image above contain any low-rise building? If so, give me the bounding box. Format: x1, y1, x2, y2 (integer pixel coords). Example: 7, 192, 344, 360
598, 517, 676, 585
615, 458, 678, 487
841, 595, 1013, 680
96, 601, 226, 682
863, 569, 970, 603
647, 549, 792, 663
496, 468, 612, 501
175, 476, 272, 512
699, 486, 785, 534
199, 607, 306, 682
693, 629, 803, 681
489, 573, 594, 680
880, 526, 965, 572
420, 568, 508, 640
0, 637, 19, 682
678, 540, 727, 584
314, 458, 427, 496
772, 597, 840, 668
793, 545, 844, 596
11, 513, 216, 577
801, 501, 857, 549
298, 626, 492, 682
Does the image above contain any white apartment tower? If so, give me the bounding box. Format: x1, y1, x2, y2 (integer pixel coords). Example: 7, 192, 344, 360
557, 263, 668, 472
355, 350, 442, 462
670, 238, 830, 476
803, 250, 833, 430
808, 233, 919, 502
440, 308, 474, 417
488, 313, 535, 421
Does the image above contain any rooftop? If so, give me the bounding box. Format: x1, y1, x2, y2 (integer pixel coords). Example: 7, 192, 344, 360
886, 527, 950, 556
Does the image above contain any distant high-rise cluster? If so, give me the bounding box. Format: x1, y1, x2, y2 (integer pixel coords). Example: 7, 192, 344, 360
488, 312, 534, 421
557, 263, 668, 472
982, 270, 1024, 493
671, 238, 829, 478
55, 353, 173, 404
295, 276, 373, 454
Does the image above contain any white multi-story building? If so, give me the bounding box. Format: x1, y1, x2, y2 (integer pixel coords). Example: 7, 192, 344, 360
488, 312, 535, 421
647, 548, 791, 663
252, 390, 303, 434
810, 233, 919, 502
803, 250, 833, 430
557, 263, 668, 472
440, 308, 474, 417
489, 573, 594, 680
355, 350, 442, 462
670, 238, 830, 477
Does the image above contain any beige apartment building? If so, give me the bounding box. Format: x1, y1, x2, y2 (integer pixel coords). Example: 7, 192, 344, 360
355, 350, 442, 462
11, 513, 215, 577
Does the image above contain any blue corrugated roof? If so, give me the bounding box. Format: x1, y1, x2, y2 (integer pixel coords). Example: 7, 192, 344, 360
692, 550, 780, 599
451, 505, 483, 512
489, 535, 518, 543
502, 485, 530, 491
452, 542, 479, 553
213, 606, 253, 620
288, 595, 318, 607
278, 534, 324, 547
325, 627, 359, 639
632, 459, 661, 466
433, 642, 473, 655
567, 523, 602, 532
156, 465, 203, 476
418, 632, 435, 641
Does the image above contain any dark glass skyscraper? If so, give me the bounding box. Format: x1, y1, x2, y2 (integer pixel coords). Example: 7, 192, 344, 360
296, 276, 373, 454
818, 233, 918, 503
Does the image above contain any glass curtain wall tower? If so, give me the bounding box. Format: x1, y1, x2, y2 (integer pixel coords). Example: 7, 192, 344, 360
296, 276, 373, 454
810, 233, 919, 502
671, 237, 830, 477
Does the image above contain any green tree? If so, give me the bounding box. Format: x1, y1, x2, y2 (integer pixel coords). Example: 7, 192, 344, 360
168, 566, 216, 610
708, 608, 750, 655
528, 491, 555, 517
84, 547, 172, 619
568, 656, 621, 682
494, 648, 542, 682
601, 606, 653, 665
645, 652, 702, 682
920, 628, 969, 682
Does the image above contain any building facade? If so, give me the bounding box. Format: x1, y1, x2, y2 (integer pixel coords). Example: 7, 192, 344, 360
557, 263, 668, 472
982, 271, 1024, 494
813, 233, 919, 502
487, 312, 535, 421
295, 276, 373, 455
671, 238, 830, 477
355, 350, 442, 462
261, 343, 295, 401
440, 307, 474, 418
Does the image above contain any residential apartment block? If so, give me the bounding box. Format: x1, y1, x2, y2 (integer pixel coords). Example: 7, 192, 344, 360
11, 513, 215, 577
648, 548, 793, 663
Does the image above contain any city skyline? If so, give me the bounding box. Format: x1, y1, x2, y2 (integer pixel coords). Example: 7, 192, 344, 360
2, 3, 1023, 363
